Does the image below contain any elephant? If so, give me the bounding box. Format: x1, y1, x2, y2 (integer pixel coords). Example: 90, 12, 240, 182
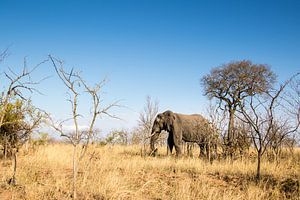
150, 110, 218, 159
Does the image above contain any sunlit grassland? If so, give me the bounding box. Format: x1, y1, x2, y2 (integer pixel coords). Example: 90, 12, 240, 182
0, 144, 299, 199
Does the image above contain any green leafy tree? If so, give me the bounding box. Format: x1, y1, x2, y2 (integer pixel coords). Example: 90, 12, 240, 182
0, 100, 24, 157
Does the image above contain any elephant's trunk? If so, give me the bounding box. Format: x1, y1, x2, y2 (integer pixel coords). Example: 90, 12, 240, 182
150, 131, 160, 156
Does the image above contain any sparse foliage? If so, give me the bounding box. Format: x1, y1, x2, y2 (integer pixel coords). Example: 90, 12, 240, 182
0, 54, 47, 185
0, 100, 44, 156
138, 96, 159, 155
238, 73, 300, 179
130, 126, 143, 145
32, 132, 50, 146
201, 60, 276, 157
234, 119, 252, 157
105, 129, 129, 145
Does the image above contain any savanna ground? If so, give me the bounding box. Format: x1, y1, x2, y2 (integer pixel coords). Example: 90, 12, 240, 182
0, 144, 299, 200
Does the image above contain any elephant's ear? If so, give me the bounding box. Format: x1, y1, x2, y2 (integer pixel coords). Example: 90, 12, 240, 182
166, 112, 176, 131
172, 113, 176, 121
156, 114, 162, 122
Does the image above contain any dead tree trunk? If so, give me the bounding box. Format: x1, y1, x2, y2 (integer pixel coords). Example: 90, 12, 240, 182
72, 145, 78, 199
8, 149, 17, 186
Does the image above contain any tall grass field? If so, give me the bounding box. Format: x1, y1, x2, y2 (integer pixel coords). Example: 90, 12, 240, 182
1, 144, 299, 199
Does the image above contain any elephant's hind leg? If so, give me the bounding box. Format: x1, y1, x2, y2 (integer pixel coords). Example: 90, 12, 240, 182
199, 143, 206, 158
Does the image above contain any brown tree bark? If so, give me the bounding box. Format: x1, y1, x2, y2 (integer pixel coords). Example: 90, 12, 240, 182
256, 149, 262, 180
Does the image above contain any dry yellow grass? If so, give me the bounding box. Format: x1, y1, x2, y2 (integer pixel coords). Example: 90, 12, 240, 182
0, 144, 300, 200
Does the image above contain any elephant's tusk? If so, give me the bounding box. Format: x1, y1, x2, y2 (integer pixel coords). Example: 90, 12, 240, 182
146, 132, 157, 140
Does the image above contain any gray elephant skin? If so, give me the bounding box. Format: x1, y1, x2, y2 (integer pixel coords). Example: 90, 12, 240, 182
150, 110, 217, 159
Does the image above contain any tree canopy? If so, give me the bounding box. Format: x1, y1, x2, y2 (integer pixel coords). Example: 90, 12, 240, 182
201, 60, 276, 109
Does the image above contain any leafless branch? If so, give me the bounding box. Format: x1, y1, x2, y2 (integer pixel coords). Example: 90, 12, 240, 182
48, 55, 120, 199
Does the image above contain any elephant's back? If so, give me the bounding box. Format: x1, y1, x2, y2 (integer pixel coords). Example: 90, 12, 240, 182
175, 113, 206, 122
175, 113, 215, 142
175, 113, 210, 129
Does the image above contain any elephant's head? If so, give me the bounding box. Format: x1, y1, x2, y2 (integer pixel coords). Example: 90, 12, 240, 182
150, 110, 175, 155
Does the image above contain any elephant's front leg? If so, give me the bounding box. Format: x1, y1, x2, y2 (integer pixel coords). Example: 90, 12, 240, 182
167, 133, 174, 155
173, 131, 182, 157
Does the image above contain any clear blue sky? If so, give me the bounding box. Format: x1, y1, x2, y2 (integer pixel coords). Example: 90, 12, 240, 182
1, 0, 300, 135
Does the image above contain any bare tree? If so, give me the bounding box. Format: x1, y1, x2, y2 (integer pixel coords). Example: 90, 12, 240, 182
205, 101, 227, 154
267, 73, 300, 161
238, 74, 300, 180
48, 55, 119, 199
138, 96, 159, 156
267, 121, 297, 162
283, 73, 300, 138
105, 129, 129, 145
0, 58, 48, 128
130, 126, 143, 145
0, 47, 9, 63
234, 119, 252, 158
201, 60, 276, 157
0, 56, 48, 185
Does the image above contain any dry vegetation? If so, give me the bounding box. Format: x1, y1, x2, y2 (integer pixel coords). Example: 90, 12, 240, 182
0, 55, 299, 200
1, 144, 299, 200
